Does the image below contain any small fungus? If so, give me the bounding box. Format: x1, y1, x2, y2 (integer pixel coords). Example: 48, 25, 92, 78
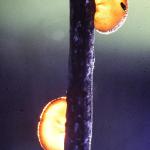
94, 0, 128, 34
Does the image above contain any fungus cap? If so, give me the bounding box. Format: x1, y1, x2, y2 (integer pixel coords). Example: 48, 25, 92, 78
94, 0, 128, 34
38, 97, 67, 150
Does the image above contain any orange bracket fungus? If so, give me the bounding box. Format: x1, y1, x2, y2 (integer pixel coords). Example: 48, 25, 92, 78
38, 97, 67, 150
94, 0, 128, 34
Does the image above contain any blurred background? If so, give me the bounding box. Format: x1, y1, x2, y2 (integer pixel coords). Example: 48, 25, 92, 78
0, 0, 150, 150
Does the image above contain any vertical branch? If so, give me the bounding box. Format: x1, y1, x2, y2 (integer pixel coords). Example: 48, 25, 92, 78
65, 0, 95, 150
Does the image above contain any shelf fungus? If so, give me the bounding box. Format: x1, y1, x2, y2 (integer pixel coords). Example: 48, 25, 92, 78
94, 0, 128, 34
38, 97, 67, 150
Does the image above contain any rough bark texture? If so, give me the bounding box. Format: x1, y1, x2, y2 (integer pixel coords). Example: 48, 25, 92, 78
65, 0, 95, 150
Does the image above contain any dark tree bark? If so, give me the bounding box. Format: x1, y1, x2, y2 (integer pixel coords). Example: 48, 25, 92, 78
65, 0, 95, 150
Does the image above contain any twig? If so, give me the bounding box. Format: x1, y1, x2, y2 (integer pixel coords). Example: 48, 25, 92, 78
65, 0, 95, 149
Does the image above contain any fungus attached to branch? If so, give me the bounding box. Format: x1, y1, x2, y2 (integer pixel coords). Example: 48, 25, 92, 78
37, 0, 129, 150
94, 0, 128, 34
38, 97, 67, 150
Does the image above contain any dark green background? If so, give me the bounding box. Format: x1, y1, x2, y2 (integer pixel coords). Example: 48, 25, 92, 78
0, 0, 150, 150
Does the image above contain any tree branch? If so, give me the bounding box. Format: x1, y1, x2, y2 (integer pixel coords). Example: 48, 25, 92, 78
65, 0, 95, 149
